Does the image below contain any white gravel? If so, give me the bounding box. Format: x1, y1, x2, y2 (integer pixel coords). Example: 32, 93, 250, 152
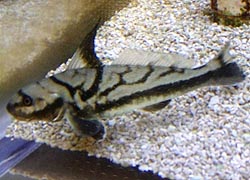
6, 0, 250, 179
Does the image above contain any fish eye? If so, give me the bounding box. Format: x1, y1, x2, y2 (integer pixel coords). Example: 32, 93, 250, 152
22, 96, 33, 106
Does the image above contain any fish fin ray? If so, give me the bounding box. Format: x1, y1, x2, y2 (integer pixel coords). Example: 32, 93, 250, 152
215, 42, 233, 65
205, 42, 244, 85
113, 49, 195, 68
205, 42, 237, 71
68, 22, 102, 69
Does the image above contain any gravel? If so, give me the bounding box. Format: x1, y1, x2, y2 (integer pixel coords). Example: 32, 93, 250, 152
6, 0, 250, 179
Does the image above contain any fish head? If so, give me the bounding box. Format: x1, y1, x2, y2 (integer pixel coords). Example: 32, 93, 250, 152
6, 81, 65, 122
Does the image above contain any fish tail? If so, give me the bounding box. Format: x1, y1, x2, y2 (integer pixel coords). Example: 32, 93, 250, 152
207, 43, 245, 85
211, 62, 245, 86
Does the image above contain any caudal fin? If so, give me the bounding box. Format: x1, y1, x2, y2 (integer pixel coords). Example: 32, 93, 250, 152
205, 42, 233, 70
193, 43, 244, 86
212, 62, 245, 85
216, 42, 232, 64
209, 43, 245, 85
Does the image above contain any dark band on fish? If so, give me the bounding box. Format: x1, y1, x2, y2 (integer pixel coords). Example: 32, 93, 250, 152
133, 65, 154, 83
99, 65, 154, 96
29, 97, 64, 120
77, 22, 101, 68
99, 67, 132, 96
99, 74, 125, 97
158, 68, 177, 77
96, 63, 240, 112
80, 65, 104, 101
18, 89, 29, 98
8, 97, 64, 120
50, 76, 76, 98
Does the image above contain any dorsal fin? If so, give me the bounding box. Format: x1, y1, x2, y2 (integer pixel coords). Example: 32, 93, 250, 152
68, 22, 102, 69
112, 49, 195, 68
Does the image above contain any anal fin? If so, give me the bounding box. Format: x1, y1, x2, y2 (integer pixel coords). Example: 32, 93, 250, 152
142, 100, 171, 112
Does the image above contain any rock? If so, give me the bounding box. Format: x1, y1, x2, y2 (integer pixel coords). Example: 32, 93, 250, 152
0, 0, 132, 105
210, 0, 250, 26
208, 96, 220, 108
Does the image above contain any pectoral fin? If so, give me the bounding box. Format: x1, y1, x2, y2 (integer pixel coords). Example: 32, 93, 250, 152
76, 119, 105, 141
66, 112, 105, 140
142, 99, 171, 112
68, 22, 103, 69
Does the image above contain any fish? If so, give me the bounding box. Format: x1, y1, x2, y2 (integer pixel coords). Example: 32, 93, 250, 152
6, 24, 245, 141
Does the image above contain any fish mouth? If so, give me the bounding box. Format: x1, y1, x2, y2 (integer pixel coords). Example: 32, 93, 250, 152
6, 98, 64, 122
6, 103, 33, 121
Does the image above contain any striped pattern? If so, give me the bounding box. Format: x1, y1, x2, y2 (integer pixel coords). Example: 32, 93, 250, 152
94, 64, 220, 117
39, 61, 243, 119
7, 61, 244, 122
6, 43, 244, 139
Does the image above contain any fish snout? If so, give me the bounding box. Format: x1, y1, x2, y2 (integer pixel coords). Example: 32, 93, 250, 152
6, 102, 15, 115
6, 101, 31, 121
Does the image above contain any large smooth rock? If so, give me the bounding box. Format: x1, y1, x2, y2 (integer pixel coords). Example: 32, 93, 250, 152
0, 0, 131, 105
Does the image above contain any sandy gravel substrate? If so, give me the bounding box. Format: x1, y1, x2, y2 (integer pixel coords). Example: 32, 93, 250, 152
6, 0, 250, 179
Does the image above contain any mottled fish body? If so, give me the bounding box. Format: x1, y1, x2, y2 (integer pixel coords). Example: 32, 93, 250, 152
6, 24, 245, 140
